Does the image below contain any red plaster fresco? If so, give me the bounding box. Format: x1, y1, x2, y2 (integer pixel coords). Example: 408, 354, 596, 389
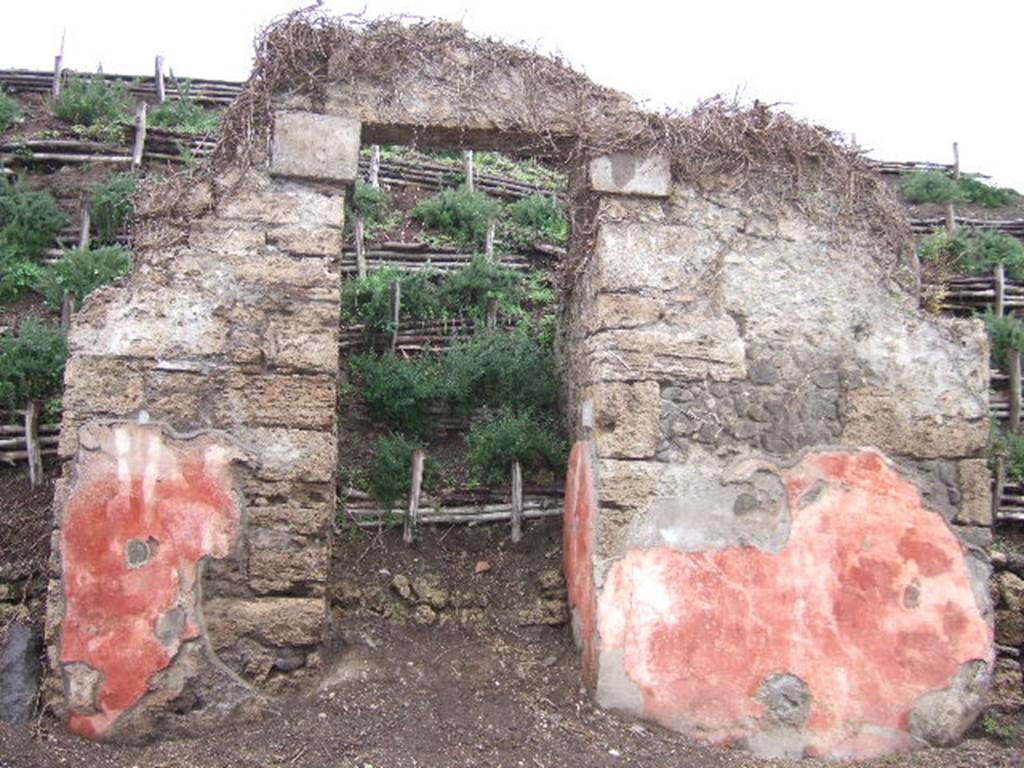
563, 442, 597, 682
60, 425, 240, 739
597, 450, 992, 759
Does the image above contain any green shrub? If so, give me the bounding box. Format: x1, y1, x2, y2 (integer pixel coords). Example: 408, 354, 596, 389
958, 176, 1018, 208
467, 409, 567, 485
412, 187, 501, 245
960, 230, 1024, 279
349, 352, 441, 438
0, 178, 66, 260
368, 433, 440, 510
984, 311, 1024, 369
901, 170, 964, 205
441, 254, 522, 317
474, 152, 565, 189
505, 194, 567, 246
442, 330, 559, 413
0, 319, 67, 410
992, 424, 1024, 482
0, 90, 21, 132
341, 268, 442, 333
0, 258, 45, 304
0, 255, 45, 304
53, 72, 130, 127
902, 170, 1019, 208
34, 246, 132, 309
348, 181, 391, 226
89, 173, 136, 244
148, 82, 220, 133
920, 228, 1024, 280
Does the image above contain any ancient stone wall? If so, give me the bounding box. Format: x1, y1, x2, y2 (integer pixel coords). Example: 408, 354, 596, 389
561, 157, 995, 759
45, 18, 996, 756
46, 114, 356, 740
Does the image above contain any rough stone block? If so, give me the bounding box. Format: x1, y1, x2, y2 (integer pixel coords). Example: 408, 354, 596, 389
590, 381, 660, 459
267, 225, 345, 257
236, 427, 335, 483
584, 321, 746, 383
270, 111, 360, 183
590, 152, 671, 197
247, 528, 327, 594
582, 293, 661, 335
593, 222, 719, 293
247, 505, 326, 536
203, 597, 324, 648
218, 184, 345, 227
62, 356, 146, 417
187, 222, 267, 254
597, 459, 661, 508
957, 459, 993, 526
843, 389, 989, 460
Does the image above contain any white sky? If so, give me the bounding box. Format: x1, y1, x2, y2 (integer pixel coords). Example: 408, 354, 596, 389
4, 0, 1023, 188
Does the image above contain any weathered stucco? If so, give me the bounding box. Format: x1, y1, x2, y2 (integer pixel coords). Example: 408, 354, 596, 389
58, 423, 248, 739
560, 162, 994, 759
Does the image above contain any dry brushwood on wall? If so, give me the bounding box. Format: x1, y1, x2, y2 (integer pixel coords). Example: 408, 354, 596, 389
135, 6, 912, 287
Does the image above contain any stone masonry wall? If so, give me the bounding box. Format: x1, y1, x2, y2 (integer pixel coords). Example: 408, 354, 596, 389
46, 112, 357, 741
561, 157, 995, 760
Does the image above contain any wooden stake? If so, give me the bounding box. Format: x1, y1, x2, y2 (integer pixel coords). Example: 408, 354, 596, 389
60, 293, 75, 328
485, 220, 496, 257
945, 141, 959, 233
24, 400, 43, 487
995, 263, 1006, 317
52, 29, 65, 98
510, 459, 523, 542
994, 455, 1006, 522
78, 204, 90, 250
1010, 348, 1022, 435
389, 279, 401, 352
131, 102, 148, 169
354, 217, 367, 278
463, 150, 474, 192
155, 55, 166, 103
485, 298, 498, 331
368, 144, 381, 188
404, 448, 425, 545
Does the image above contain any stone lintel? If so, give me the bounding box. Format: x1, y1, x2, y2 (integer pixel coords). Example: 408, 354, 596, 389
270, 111, 361, 184
590, 151, 671, 197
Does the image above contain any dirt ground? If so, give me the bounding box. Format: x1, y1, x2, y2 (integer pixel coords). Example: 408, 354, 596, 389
2, 474, 1024, 768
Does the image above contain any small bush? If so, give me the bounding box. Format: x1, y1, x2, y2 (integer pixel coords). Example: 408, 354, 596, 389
348, 181, 391, 226
984, 311, 1024, 369
89, 172, 136, 244
467, 409, 567, 485
34, 246, 132, 309
992, 424, 1024, 482
958, 176, 1018, 208
901, 170, 964, 205
0, 258, 45, 304
148, 82, 220, 133
0, 90, 21, 132
505, 194, 567, 246
0, 319, 67, 410
53, 72, 130, 127
443, 330, 559, 413
0, 178, 66, 259
368, 433, 440, 510
920, 228, 1024, 280
341, 268, 442, 333
412, 187, 501, 245
440, 254, 522, 317
349, 352, 441, 438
